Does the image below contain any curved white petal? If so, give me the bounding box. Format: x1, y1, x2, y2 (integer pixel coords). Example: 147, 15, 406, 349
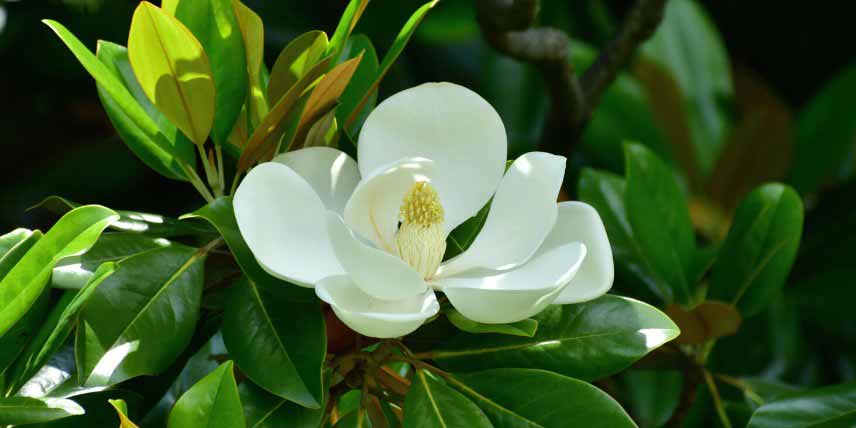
234, 162, 344, 287
343, 157, 435, 251
546, 202, 614, 304
326, 212, 427, 301
272, 147, 360, 215
437, 242, 586, 324
358, 82, 507, 232
437, 152, 566, 278
316, 275, 439, 338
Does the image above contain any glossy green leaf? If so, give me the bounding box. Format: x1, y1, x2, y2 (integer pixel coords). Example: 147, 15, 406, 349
6, 263, 116, 395
0, 287, 48, 379
128, 2, 215, 145
403, 369, 493, 428
709, 183, 803, 317
109, 399, 140, 428
52, 233, 168, 289
163, 0, 248, 146
29, 390, 143, 428
15, 344, 76, 398
577, 168, 672, 302
640, 0, 733, 175
167, 361, 245, 428
747, 383, 856, 428
43, 20, 193, 181
0, 229, 42, 282
32, 195, 216, 239
789, 64, 856, 193
445, 198, 491, 260
239, 381, 324, 428
223, 277, 325, 408
452, 369, 637, 428
0, 228, 33, 258
0, 205, 117, 338
345, 0, 438, 130
428, 295, 679, 381
268, 31, 329, 107
327, 0, 369, 57
336, 34, 379, 135
183, 197, 313, 301
446, 308, 537, 337
620, 369, 683, 428
232, 0, 267, 129
76, 244, 206, 386
625, 143, 695, 304
0, 397, 84, 425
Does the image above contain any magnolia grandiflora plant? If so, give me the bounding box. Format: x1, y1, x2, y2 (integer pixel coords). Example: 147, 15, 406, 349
234, 82, 615, 338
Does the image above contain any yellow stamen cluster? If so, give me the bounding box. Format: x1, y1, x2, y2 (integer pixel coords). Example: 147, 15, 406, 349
400, 181, 444, 227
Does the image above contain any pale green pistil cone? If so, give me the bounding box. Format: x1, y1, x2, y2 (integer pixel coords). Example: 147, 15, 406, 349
395, 181, 446, 280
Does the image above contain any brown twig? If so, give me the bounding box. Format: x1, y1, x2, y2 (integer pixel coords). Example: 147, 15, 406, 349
476, 0, 669, 157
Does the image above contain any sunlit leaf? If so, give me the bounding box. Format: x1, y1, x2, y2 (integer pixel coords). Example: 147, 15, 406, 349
268, 31, 329, 107
403, 369, 493, 428
0, 397, 84, 425
167, 361, 245, 428
109, 399, 140, 428
327, 0, 369, 57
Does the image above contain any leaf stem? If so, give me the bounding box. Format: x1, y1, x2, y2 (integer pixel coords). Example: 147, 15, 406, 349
215, 145, 225, 197
197, 144, 220, 196
703, 369, 733, 428
714, 373, 765, 406
179, 161, 215, 203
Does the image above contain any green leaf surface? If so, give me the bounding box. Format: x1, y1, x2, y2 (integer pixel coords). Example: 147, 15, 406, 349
336, 34, 379, 135
52, 233, 168, 289
451, 369, 637, 428
640, 0, 733, 175
709, 183, 803, 317
239, 381, 323, 428
43, 20, 192, 181
184, 197, 313, 301
624, 143, 695, 304
327, 0, 369, 57
577, 168, 672, 302
30, 389, 143, 428
446, 308, 537, 337
0, 228, 33, 258
789, 64, 856, 193
223, 277, 325, 408
167, 361, 245, 428
747, 383, 856, 428
0, 287, 48, 378
0, 396, 84, 425
0, 205, 117, 338
76, 245, 206, 386
445, 198, 491, 260
620, 369, 682, 428
268, 30, 329, 107
428, 295, 679, 381
6, 263, 116, 395
128, 2, 215, 145
163, 0, 248, 146
0, 229, 42, 283
403, 369, 494, 428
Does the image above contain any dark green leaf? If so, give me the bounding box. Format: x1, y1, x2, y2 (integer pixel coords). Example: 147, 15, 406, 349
337, 34, 379, 136
624, 143, 695, 304
451, 369, 637, 428
747, 383, 856, 428
446, 308, 537, 337
76, 245, 206, 386
167, 361, 245, 428
403, 369, 493, 428
619, 369, 682, 428
52, 234, 167, 289
428, 295, 679, 381
0, 396, 84, 425
445, 198, 491, 260
709, 183, 803, 317
223, 277, 325, 408
239, 381, 324, 428
0, 287, 48, 378
0, 205, 117, 338
29, 390, 143, 428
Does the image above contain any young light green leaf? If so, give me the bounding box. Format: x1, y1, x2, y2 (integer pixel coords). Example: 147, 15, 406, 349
345, 0, 438, 129
43, 20, 192, 180
428, 295, 679, 381
624, 143, 695, 304
446, 308, 537, 337
0, 397, 84, 425
76, 244, 206, 386
709, 183, 803, 317
0, 205, 117, 338
167, 361, 245, 428
0, 228, 33, 258
403, 369, 494, 428
452, 369, 637, 428
268, 31, 329, 107
232, 0, 267, 129
327, 0, 369, 57
747, 383, 856, 428
223, 277, 326, 408
128, 1, 215, 145
109, 399, 140, 428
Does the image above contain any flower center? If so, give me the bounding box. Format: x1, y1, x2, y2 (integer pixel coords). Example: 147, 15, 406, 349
395, 182, 446, 279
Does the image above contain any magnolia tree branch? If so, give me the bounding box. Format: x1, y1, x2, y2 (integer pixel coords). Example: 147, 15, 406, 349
476, 0, 668, 156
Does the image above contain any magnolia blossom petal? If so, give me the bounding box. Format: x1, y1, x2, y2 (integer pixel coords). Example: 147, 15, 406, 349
316, 275, 440, 338
358, 82, 507, 232
437, 152, 565, 278
343, 157, 435, 251
326, 212, 427, 301
545, 202, 614, 304
436, 242, 586, 324
234, 162, 344, 286
272, 147, 360, 215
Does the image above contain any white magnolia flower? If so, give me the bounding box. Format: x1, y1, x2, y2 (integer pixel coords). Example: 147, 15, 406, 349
234, 82, 614, 338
